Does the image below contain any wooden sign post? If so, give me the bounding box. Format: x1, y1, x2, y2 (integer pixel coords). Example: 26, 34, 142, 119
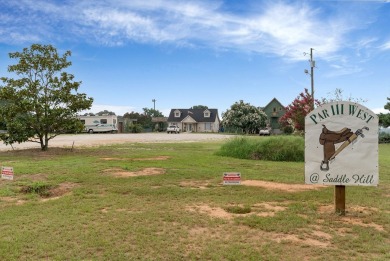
335, 185, 345, 215
305, 101, 378, 215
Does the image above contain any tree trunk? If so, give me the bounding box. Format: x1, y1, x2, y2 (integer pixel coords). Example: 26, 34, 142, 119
40, 134, 49, 151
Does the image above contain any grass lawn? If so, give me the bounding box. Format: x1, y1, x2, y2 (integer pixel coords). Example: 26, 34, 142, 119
0, 141, 389, 260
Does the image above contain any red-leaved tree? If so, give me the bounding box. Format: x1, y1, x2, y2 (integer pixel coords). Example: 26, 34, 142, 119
279, 89, 319, 133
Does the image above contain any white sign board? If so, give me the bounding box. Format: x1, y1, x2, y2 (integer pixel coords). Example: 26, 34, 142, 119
305, 102, 378, 186
223, 172, 241, 185
1, 166, 14, 180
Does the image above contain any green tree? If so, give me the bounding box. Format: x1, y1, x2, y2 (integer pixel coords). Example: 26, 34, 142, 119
191, 105, 208, 110
378, 97, 390, 127
385, 97, 390, 111
123, 108, 164, 131
0, 44, 93, 150
222, 100, 267, 134
96, 110, 116, 116
279, 88, 316, 132
142, 108, 164, 131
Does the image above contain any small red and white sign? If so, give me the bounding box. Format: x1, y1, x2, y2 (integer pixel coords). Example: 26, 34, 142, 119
1, 166, 14, 180
223, 172, 241, 185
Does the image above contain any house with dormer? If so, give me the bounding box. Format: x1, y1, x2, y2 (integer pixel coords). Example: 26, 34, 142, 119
167, 108, 220, 132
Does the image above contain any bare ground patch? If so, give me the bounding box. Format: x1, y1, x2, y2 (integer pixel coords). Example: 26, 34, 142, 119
0, 182, 78, 204
186, 202, 288, 220
273, 233, 330, 248
186, 203, 335, 248
41, 182, 79, 202
241, 180, 326, 192
318, 205, 384, 232
103, 167, 166, 177
179, 180, 213, 189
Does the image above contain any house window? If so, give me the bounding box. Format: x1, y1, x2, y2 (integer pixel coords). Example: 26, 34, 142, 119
273, 107, 276, 112
205, 123, 211, 130
174, 110, 181, 117
100, 119, 107, 124
204, 110, 210, 118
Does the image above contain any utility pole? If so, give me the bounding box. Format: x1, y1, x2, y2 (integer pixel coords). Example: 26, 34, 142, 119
310, 48, 315, 104
304, 48, 315, 109
152, 99, 156, 110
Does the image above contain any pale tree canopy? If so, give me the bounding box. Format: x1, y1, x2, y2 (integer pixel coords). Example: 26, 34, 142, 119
222, 100, 267, 134
0, 44, 93, 151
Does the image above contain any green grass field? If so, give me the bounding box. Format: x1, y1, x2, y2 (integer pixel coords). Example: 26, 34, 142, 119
0, 141, 389, 260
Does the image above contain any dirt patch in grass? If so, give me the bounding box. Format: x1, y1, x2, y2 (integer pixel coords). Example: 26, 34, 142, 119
318, 205, 384, 231
179, 180, 212, 189
187, 205, 233, 219
186, 202, 287, 219
273, 233, 330, 247
251, 202, 288, 217
101, 156, 170, 161
45, 182, 78, 198
0, 197, 26, 205
241, 180, 326, 192
1, 182, 78, 204
103, 167, 166, 177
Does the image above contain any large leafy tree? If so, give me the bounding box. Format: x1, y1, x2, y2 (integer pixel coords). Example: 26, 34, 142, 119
0, 44, 93, 150
279, 88, 316, 132
280, 88, 369, 133
123, 108, 164, 131
222, 100, 267, 134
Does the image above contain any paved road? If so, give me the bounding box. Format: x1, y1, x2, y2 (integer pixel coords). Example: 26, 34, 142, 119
0, 133, 233, 151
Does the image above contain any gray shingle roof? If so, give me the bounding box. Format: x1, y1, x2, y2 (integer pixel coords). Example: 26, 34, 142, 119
167, 109, 219, 123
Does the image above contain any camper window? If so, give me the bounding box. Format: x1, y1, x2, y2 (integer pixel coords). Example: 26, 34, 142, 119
100, 119, 108, 124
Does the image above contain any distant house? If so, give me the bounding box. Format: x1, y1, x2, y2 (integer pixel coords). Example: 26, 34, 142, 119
167, 109, 220, 132
262, 98, 286, 133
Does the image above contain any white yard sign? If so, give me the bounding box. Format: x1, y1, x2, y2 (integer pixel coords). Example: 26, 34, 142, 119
305, 101, 378, 186
1, 166, 14, 180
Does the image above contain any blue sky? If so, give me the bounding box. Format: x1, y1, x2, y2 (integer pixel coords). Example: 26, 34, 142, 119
0, 0, 389, 117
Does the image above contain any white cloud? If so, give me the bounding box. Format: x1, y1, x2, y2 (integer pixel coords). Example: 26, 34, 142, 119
380, 41, 390, 50
372, 107, 388, 114
0, 0, 377, 60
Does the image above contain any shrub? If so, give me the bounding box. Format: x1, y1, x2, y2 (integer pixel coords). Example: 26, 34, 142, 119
282, 125, 294, 135
216, 136, 304, 162
379, 132, 390, 144
20, 181, 52, 197
124, 123, 143, 133
216, 137, 254, 159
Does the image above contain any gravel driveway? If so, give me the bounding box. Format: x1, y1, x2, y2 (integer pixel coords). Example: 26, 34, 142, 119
0, 133, 233, 151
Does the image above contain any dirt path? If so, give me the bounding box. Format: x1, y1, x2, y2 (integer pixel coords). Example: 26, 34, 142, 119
0, 133, 233, 151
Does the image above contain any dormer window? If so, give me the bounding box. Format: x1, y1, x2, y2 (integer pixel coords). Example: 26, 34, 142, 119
174, 110, 181, 117
204, 109, 210, 118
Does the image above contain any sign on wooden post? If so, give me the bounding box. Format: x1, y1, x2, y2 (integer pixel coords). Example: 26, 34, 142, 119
305, 101, 379, 215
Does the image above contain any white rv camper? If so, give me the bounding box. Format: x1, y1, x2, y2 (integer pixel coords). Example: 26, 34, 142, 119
78, 115, 118, 133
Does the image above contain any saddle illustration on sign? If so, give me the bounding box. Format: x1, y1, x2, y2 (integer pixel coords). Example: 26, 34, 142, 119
319, 125, 369, 171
